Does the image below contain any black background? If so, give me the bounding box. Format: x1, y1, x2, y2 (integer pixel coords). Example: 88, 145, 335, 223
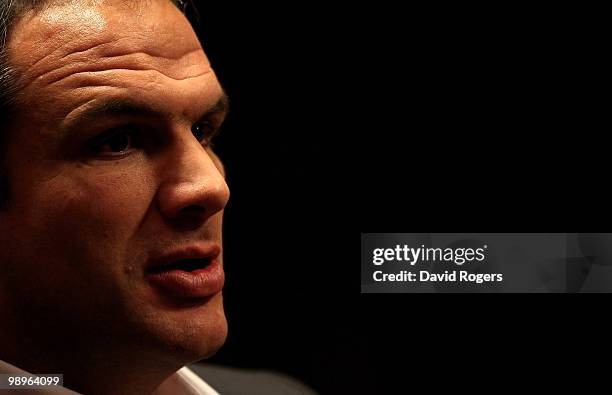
191, 2, 607, 394
192, 2, 362, 393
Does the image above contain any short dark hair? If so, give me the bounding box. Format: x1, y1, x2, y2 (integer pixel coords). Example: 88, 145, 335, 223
0, 0, 33, 137
0, 0, 23, 206
0, 0, 195, 205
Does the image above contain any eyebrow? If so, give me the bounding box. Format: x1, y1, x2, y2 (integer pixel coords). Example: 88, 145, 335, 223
62, 92, 230, 132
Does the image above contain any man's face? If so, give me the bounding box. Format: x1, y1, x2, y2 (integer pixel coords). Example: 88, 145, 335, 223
0, 0, 230, 362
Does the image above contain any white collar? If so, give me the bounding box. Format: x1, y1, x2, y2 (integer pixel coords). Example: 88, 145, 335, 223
0, 359, 219, 395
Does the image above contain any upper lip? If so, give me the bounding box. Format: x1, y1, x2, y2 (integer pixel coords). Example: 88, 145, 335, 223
147, 243, 221, 271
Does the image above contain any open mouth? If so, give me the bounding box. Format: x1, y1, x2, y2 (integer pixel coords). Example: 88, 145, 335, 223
145, 246, 224, 299
148, 258, 213, 273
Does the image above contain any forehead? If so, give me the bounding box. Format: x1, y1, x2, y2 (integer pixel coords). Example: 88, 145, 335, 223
6, 0, 218, 126
9, 0, 205, 70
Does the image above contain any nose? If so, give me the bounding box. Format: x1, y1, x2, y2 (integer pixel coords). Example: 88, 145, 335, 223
156, 135, 230, 227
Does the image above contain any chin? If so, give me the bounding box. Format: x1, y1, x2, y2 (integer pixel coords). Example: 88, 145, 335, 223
173, 292, 229, 362
133, 291, 229, 367
196, 319, 228, 360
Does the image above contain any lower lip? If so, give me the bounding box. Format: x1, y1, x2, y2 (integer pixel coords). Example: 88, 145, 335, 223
146, 259, 225, 299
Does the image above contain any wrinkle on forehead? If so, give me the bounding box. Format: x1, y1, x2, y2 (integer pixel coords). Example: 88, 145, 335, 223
8, 0, 205, 87
40, 47, 209, 88
9, 1, 109, 70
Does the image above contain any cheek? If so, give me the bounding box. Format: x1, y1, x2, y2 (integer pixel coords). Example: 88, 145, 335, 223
11, 164, 157, 271
71, 170, 153, 222
0, 165, 158, 319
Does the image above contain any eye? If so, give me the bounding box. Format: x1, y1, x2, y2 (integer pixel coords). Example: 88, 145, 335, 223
92, 126, 138, 156
105, 133, 131, 153
191, 120, 216, 145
